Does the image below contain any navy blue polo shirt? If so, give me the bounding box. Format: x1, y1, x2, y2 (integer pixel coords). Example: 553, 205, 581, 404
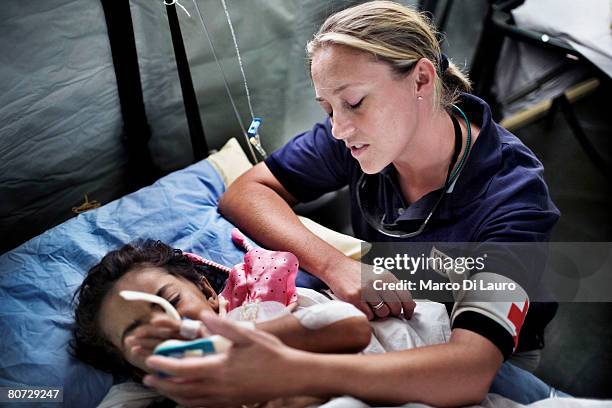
265, 93, 560, 358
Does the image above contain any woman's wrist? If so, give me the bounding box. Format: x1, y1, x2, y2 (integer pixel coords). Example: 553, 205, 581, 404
319, 255, 357, 287
288, 350, 352, 398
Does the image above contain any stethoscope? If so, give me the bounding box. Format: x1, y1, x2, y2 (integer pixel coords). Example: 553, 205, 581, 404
356, 104, 472, 238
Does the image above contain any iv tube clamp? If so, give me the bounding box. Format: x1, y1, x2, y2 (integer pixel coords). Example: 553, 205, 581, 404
247, 118, 267, 158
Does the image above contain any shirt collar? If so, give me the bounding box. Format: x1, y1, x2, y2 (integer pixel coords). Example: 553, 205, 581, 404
450, 93, 501, 205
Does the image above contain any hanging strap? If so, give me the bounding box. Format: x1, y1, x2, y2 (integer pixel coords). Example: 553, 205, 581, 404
165, 1, 209, 161
100, 0, 160, 188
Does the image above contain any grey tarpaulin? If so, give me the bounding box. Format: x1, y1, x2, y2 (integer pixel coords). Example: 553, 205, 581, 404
0, 0, 375, 253
0, 1, 126, 253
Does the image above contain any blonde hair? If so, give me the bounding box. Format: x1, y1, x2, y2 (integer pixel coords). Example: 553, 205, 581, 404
306, 0, 471, 110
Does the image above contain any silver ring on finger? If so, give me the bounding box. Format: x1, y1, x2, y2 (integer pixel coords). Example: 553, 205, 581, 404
372, 300, 385, 311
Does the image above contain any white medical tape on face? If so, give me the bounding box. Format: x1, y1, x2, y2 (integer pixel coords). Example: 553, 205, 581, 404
179, 319, 202, 339
293, 301, 366, 330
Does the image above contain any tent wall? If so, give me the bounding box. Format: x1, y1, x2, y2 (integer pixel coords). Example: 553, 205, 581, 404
131, 0, 371, 161
1, 0, 381, 253
0, 0, 128, 253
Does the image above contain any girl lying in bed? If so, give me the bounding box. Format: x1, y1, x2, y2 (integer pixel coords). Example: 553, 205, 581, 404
72, 238, 450, 407
71, 238, 374, 377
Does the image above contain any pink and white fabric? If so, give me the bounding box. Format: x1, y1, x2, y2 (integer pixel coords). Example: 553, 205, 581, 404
219, 229, 299, 312
184, 252, 232, 274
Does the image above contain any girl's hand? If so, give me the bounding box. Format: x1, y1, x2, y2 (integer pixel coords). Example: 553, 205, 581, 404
124, 316, 207, 359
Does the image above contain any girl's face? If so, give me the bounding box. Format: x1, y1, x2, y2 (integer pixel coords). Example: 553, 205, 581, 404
98, 267, 218, 373
311, 44, 424, 174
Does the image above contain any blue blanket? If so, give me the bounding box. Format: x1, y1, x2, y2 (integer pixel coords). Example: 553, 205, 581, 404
0, 159, 322, 407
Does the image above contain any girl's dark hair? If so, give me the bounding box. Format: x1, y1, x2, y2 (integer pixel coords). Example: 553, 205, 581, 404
70, 240, 223, 382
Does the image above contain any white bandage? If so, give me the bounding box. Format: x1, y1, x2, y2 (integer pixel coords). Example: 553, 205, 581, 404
293, 301, 365, 330
234, 321, 256, 330
181, 318, 254, 340
179, 319, 202, 339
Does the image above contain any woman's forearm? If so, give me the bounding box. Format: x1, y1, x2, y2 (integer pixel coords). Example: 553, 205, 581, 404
218, 164, 348, 282
291, 329, 502, 407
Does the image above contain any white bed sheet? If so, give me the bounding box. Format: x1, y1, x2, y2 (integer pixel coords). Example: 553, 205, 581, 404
317, 394, 611, 408
97, 289, 611, 407
97, 288, 450, 407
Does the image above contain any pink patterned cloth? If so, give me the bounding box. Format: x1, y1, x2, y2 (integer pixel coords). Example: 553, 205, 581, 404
184, 252, 231, 273
219, 229, 299, 312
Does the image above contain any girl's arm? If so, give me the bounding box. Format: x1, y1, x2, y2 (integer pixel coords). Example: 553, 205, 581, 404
256, 312, 371, 354
126, 304, 371, 358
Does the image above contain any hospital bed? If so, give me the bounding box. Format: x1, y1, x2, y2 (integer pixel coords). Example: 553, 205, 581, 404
0, 138, 356, 406
2, 138, 608, 408
0, 1, 345, 403
0, 136, 601, 408
0, 141, 244, 406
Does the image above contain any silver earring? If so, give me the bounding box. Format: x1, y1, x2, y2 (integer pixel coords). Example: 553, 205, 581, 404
417, 96, 423, 101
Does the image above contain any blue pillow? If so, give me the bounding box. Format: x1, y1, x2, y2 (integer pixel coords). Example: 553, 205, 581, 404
0, 159, 322, 407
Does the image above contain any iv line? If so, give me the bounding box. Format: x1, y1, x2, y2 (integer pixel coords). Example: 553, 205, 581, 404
219, 0, 267, 159
190, 0, 259, 162
220, 0, 254, 120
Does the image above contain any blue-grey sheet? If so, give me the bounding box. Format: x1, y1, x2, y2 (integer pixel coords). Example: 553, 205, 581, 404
0, 159, 321, 407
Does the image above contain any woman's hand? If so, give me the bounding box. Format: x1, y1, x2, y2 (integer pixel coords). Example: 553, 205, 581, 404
143, 312, 308, 408
324, 257, 415, 320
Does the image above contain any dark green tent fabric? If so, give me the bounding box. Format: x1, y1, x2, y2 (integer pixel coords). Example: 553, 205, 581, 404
0, 0, 376, 253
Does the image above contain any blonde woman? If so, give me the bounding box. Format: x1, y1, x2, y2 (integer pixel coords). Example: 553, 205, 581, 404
143, 2, 563, 406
